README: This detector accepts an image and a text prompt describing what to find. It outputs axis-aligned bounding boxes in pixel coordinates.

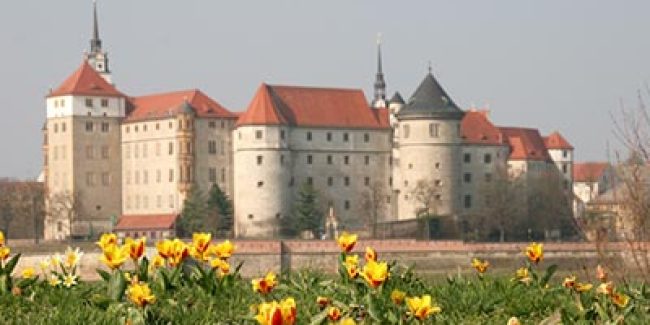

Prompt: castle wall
[459,144,509,214]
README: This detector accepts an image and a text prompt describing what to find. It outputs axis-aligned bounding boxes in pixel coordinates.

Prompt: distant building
[42,3,574,239]
[573,162,614,219]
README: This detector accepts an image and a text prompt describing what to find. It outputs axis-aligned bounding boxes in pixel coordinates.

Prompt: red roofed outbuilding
[114,214,178,240]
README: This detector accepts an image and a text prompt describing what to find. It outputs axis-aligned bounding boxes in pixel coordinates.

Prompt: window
[101,98,109,107]
[221,168,226,182]
[484,153,492,164]
[169,195,174,208]
[464,195,472,208]
[343,133,349,142]
[208,141,217,154]
[134,144,139,158]
[86,172,95,186]
[280,155,285,165]
[403,124,410,138]
[156,195,162,208]
[85,145,94,159]
[134,125,139,132]
[307,132,312,141]
[344,156,349,165]
[209,168,217,182]
[344,176,350,186]
[562,150,568,158]
[463,153,471,163]
[328,177,333,186]
[101,122,109,132]
[257,181,264,187]
[143,171,149,184]
[156,142,161,156]
[327,132,332,141]
[209,121,216,128]
[134,170,140,184]
[364,156,370,165]
[307,177,313,185]
[464,173,472,183]
[255,130,263,139]
[364,133,370,142]
[364,177,370,186]
[85,121,93,132]
[143,124,148,132]
[429,123,439,137]
[280,130,285,140]
[562,163,568,174]
[344,200,350,210]
[156,169,161,183]
[142,144,148,158]
[307,155,313,164]
[156,123,160,130]
[257,155,263,165]
[85,98,93,107]
[126,170,132,185]
[169,121,173,129]
[434,179,442,186]
[221,120,226,128]
[101,146,109,159]
[327,155,333,164]
[169,169,174,182]
[102,172,110,186]
[220,140,225,155]
[125,145,131,159]
[485,173,492,182]
[168,142,174,155]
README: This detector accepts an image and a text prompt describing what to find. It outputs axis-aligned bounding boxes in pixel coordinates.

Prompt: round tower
[395,72,465,220]
[233,85,292,238]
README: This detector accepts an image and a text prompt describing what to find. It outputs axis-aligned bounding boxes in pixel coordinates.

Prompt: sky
[1,0,649,179]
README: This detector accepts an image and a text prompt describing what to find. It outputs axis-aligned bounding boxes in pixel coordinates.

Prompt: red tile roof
[544,131,574,150]
[573,162,609,182]
[236,84,390,129]
[49,61,124,98]
[114,214,178,231]
[126,89,235,122]
[460,110,505,145]
[498,127,552,161]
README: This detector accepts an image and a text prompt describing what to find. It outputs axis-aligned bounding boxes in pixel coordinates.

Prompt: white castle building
[42,5,574,239]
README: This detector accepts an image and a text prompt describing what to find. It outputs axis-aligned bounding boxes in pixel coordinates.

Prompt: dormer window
[85,98,93,107]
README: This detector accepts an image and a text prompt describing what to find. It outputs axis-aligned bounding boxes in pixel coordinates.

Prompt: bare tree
[360,181,385,238]
[409,179,441,218]
[48,190,82,243]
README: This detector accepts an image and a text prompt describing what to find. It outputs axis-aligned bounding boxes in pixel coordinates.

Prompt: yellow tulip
[100,244,129,270]
[611,292,630,308]
[22,267,36,279]
[0,247,10,261]
[471,258,489,274]
[563,275,576,289]
[211,240,236,259]
[127,282,156,308]
[391,289,406,305]
[507,317,521,325]
[525,242,543,264]
[156,239,174,259]
[345,255,358,267]
[406,294,441,320]
[339,318,356,325]
[49,275,62,287]
[365,246,377,262]
[575,283,593,293]
[151,254,165,269]
[167,239,189,267]
[252,271,277,295]
[255,298,296,325]
[0,230,4,247]
[190,232,212,261]
[337,232,357,253]
[96,233,117,251]
[125,237,146,262]
[361,260,389,288]
[597,281,614,295]
[210,258,230,275]
[63,274,78,288]
[64,247,83,269]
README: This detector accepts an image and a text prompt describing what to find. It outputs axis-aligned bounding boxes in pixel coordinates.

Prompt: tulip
[507,317,521,325]
[280,297,296,325]
[391,289,406,305]
[100,244,129,270]
[471,258,489,274]
[337,232,357,253]
[365,247,377,262]
[212,240,236,259]
[0,230,4,247]
[563,275,576,289]
[316,296,330,308]
[64,247,84,269]
[339,318,356,325]
[596,264,607,282]
[255,301,283,325]
[575,283,593,293]
[168,239,189,267]
[252,271,278,295]
[361,260,389,288]
[210,258,230,275]
[63,274,78,288]
[125,237,146,262]
[127,282,156,308]
[327,307,342,321]
[525,242,543,264]
[190,232,212,261]
[22,267,36,279]
[151,254,165,269]
[0,246,10,261]
[156,239,175,259]
[96,233,117,251]
[49,275,62,287]
[611,292,630,308]
[406,294,441,320]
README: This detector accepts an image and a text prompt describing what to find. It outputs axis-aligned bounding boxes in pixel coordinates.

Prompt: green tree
[178,185,208,237]
[287,181,322,238]
[207,183,233,237]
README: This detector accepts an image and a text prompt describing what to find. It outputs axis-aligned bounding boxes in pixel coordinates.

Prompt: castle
[42,4,574,239]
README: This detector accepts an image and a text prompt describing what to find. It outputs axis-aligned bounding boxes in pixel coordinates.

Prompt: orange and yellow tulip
[100,244,129,270]
[525,242,543,264]
[327,307,342,321]
[337,232,357,253]
[125,237,146,262]
[0,246,10,261]
[212,240,236,259]
[96,233,117,251]
[471,258,489,274]
[406,294,441,320]
[252,271,278,295]
[361,260,389,288]
[127,282,156,308]
[365,247,377,262]
[391,289,406,305]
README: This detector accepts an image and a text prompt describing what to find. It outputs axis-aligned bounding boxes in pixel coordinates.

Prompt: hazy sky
[1,0,649,179]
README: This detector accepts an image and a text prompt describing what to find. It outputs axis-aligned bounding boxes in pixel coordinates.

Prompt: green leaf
[4,253,21,274]
[540,264,558,287]
[308,308,328,325]
[138,257,149,282]
[0,273,11,294]
[107,270,127,302]
[96,269,111,282]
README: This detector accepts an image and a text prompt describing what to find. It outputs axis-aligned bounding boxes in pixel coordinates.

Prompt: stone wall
[9,240,639,281]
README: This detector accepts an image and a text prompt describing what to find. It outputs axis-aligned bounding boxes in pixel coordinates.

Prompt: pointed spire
[90,0,102,53]
[372,33,387,108]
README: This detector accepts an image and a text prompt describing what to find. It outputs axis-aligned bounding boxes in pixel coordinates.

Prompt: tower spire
[90,0,102,53]
[372,33,387,108]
